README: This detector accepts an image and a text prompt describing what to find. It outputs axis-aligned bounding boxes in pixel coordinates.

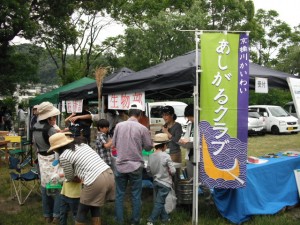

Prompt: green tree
[276,45,300,75]
[103,1,206,71]
[0,0,114,91]
[0,44,43,95]
[250,9,292,66]
[275,25,300,75]
[104,0,253,71]
[201,0,253,30]
[110,0,195,27]
[249,88,292,106]
[0,0,77,94]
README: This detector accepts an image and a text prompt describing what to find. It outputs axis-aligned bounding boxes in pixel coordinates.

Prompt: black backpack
[32,122,52,147]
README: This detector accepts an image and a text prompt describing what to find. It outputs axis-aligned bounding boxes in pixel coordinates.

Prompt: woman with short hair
[161,105,183,163]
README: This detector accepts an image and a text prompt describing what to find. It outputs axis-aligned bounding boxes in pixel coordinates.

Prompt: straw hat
[48,133,74,153]
[37,102,60,121]
[153,133,169,146]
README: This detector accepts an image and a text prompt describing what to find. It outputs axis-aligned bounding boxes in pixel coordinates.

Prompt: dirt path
[0,196,22,214]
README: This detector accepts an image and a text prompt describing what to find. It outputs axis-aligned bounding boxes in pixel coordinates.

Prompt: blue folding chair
[9,156,40,205]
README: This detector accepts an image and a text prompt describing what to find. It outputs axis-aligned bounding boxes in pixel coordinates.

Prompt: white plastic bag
[164,187,177,213]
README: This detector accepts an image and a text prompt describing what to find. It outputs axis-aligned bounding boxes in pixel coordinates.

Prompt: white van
[146,101,188,132]
[249,105,300,134]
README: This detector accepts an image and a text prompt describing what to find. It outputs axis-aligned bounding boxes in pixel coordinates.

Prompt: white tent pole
[192,29,201,225]
[26,106,30,140]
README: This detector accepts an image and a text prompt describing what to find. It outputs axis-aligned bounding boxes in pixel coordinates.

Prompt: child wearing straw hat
[48,132,115,225]
[146,133,176,225]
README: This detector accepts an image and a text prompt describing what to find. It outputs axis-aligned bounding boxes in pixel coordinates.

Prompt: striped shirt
[59,143,109,186]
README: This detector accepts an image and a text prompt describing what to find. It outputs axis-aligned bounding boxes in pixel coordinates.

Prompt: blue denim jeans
[41,186,61,219]
[148,181,170,223]
[60,194,80,225]
[115,166,143,224]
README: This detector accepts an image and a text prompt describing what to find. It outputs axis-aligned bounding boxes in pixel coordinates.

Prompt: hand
[179,138,189,144]
[62,128,69,132]
[50,174,60,183]
[162,126,168,133]
[69,116,78,123]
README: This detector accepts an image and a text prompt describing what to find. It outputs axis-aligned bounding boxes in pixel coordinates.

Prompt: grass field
[0,133,300,225]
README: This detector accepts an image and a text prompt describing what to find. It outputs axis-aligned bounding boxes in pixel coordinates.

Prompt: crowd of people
[28,100,194,225]
[0,103,29,134]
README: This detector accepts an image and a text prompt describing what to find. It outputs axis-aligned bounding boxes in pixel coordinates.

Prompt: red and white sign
[108,92,145,110]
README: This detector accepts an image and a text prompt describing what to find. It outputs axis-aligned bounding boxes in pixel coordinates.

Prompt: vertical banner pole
[192,29,200,225]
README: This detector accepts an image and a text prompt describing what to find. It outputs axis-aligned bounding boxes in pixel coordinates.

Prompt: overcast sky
[252,0,300,27]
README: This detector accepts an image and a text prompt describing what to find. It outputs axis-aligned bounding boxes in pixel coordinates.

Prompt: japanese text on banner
[199,33,249,189]
[108,92,145,110]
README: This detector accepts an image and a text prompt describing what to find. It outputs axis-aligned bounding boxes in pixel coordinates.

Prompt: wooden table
[0,140,10,164]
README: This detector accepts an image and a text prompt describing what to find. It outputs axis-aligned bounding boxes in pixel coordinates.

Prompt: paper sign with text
[255,77,269,93]
[108,92,145,110]
[66,100,83,113]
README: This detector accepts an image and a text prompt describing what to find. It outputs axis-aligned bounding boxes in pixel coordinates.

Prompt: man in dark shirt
[68,101,92,144]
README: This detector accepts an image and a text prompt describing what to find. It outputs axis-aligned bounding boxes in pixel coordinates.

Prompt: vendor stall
[213,153,300,224]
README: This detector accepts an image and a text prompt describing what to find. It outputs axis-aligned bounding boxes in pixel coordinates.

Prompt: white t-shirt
[18,109,26,121]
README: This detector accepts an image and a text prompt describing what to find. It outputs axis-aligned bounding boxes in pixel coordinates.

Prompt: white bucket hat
[48,133,74,153]
[37,102,60,121]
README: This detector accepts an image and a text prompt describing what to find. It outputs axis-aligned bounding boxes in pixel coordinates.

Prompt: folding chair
[20,139,34,166]
[2,136,26,162]
[9,156,40,205]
